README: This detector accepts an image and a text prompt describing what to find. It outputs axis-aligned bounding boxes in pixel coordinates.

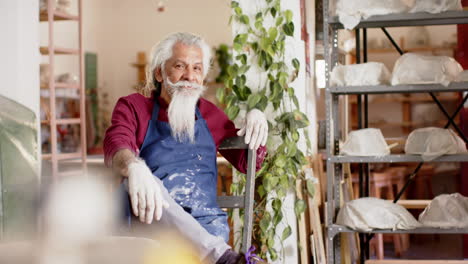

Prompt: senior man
[104,32,268,264]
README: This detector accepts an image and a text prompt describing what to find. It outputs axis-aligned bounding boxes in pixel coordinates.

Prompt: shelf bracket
[381,27,405,55]
[429,92,468,144]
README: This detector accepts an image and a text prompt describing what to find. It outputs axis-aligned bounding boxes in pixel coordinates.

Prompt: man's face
[157,42,204,96]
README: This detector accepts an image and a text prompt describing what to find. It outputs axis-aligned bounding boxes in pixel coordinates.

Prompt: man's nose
[182,67,196,82]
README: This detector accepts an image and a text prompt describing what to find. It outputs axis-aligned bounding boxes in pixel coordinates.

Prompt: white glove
[127,159,169,224]
[237,109,268,150]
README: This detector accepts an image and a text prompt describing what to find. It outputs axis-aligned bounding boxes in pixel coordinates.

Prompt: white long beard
[165,79,205,143]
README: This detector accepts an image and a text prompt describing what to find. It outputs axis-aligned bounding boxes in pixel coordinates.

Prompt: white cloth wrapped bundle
[330,62,391,87]
[456,70,468,82]
[405,127,467,161]
[337,0,409,30]
[337,198,421,232]
[419,193,468,229]
[392,53,463,86]
[410,0,462,14]
[341,128,390,156]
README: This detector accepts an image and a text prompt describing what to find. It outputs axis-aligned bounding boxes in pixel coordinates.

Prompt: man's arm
[104,96,168,224]
[111,148,138,177]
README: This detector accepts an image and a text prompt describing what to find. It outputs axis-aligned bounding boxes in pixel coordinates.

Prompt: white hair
[165,76,206,143]
[144,32,212,96]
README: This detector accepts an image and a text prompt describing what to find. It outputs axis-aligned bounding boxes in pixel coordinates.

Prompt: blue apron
[122,98,229,242]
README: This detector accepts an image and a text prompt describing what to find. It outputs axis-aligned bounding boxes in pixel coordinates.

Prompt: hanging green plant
[217,0,313,261]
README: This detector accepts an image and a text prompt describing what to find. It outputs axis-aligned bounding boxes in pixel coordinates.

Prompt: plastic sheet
[337,0,409,30]
[336,198,421,232]
[410,0,462,14]
[391,53,463,86]
[405,127,467,161]
[330,62,391,87]
[419,193,468,229]
[341,128,390,156]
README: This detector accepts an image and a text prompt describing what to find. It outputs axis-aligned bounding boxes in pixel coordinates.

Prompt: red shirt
[103,93,266,173]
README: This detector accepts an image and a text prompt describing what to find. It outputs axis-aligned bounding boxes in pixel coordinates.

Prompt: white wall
[0,0,40,115]
[85,0,232,111]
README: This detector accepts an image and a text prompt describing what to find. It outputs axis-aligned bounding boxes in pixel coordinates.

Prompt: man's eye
[175,64,184,69]
[194,66,202,72]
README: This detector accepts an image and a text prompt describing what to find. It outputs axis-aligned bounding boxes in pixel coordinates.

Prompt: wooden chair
[217,136,256,254]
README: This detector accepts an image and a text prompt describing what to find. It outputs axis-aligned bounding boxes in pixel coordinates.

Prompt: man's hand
[127,159,170,224]
[237,109,268,150]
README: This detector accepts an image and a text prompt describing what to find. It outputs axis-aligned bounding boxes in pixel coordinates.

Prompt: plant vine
[216,0,313,261]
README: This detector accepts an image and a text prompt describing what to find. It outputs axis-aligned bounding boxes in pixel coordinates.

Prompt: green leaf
[292,96,299,108]
[284,10,293,22]
[272,199,282,211]
[269,176,279,187]
[281,226,292,240]
[258,185,266,198]
[292,58,300,71]
[267,237,275,248]
[263,173,273,192]
[236,54,247,65]
[306,179,315,197]
[295,199,306,216]
[234,7,242,15]
[233,43,242,52]
[240,15,250,25]
[286,141,297,157]
[273,210,283,225]
[275,16,284,26]
[274,155,286,167]
[230,182,238,194]
[247,93,262,110]
[216,87,225,104]
[293,110,310,128]
[269,248,278,261]
[256,95,268,111]
[268,27,278,41]
[270,7,277,17]
[292,130,299,142]
[255,19,264,30]
[260,217,270,232]
[231,1,239,8]
[234,34,248,46]
[278,71,289,87]
[238,65,250,75]
[227,64,238,78]
[283,21,294,36]
[225,94,237,108]
[255,12,262,20]
[225,105,240,120]
[240,86,251,101]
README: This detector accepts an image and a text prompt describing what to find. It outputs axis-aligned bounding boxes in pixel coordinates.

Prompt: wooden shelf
[40,47,79,55]
[39,11,79,22]
[42,151,82,160]
[40,82,80,89]
[41,118,81,125]
[395,199,430,209]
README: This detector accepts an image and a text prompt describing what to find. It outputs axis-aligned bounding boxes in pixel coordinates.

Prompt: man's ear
[155,68,163,82]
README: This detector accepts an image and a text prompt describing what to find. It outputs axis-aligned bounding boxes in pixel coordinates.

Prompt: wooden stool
[370,171,404,259]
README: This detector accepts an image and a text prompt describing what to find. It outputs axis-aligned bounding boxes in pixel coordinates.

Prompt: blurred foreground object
[0,95,39,240]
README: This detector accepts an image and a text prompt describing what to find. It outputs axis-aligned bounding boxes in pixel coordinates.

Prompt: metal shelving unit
[323,2,468,263]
